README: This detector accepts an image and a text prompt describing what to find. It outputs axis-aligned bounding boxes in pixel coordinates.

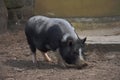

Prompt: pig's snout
[66,60,88,69]
[75,59,88,69]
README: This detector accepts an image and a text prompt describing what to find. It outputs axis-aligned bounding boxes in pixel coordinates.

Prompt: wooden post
[0,0,8,33]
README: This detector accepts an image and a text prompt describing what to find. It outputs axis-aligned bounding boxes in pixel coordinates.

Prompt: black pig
[25,16,87,68]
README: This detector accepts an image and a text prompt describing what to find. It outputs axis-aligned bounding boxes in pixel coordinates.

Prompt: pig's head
[59,36,87,67]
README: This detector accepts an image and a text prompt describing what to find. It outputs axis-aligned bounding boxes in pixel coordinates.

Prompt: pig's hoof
[33,62,39,68]
[46,59,53,63]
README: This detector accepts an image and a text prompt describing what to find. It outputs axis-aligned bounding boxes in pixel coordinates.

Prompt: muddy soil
[0,30,120,80]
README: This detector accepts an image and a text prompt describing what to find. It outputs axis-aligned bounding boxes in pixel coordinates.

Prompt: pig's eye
[73,49,79,55]
[73,51,79,55]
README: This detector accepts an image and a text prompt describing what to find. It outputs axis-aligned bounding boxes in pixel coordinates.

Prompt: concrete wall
[34,0,120,17]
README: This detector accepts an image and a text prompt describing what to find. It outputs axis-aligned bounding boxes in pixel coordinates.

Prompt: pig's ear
[67,40,73,46]
[61,34,70,42]
[81,37,87,44]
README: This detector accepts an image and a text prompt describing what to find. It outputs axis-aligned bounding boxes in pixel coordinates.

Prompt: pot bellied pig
[25,16,87,68]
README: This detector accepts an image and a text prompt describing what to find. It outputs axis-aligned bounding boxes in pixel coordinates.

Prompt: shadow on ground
[3,59,61,70]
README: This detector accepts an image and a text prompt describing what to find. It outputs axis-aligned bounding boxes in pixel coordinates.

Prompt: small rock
[14,68,24,72]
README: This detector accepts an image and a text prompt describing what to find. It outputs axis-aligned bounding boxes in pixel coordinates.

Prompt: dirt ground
[0,29,120,80]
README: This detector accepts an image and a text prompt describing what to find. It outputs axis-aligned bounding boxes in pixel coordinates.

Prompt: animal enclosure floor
[0,31,120,80]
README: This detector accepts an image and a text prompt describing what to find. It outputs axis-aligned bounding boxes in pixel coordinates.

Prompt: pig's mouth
[64,60,88,69]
